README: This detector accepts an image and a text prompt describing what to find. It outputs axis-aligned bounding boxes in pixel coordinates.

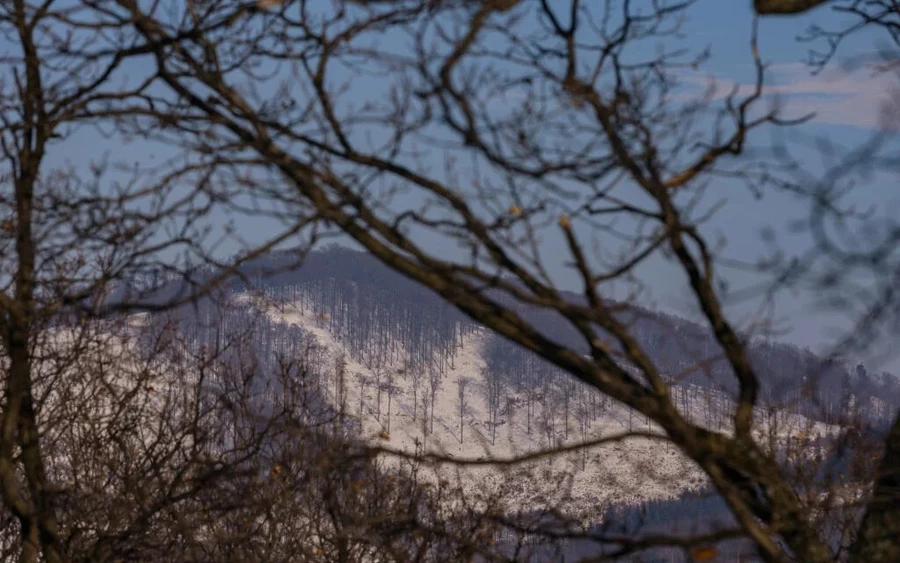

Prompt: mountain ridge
[225,247,899,428]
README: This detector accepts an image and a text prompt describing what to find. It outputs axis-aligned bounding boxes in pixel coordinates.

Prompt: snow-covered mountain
[217,282,835,521]
[244,291,704,517]
[93,247,897,525]
[20,247,892,562]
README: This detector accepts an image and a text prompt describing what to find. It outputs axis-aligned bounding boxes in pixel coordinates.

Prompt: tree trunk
[850,412,900,562]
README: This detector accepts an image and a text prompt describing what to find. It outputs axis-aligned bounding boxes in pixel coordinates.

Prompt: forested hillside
[91,246,897,560]
[226,246,898,430]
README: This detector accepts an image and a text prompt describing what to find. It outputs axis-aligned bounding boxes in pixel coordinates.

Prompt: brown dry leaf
[691,546,717,562]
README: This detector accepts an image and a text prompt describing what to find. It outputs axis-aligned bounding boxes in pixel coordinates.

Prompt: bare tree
[0,0,896,561]
[0,2,455,561]
[0,1,317,559]
[104,0,900,560]
[383,365,401,434]
[457,375,468,444]
[427,357,443,436]
[484,366,503,446]
[410,365,424,425]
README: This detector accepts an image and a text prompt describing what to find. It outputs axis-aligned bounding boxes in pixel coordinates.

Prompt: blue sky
[671,1,900,369]
[465,0,900,370]
[28,1,899,370]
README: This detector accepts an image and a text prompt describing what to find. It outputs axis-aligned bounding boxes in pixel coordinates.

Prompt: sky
[670,1,900,370]
[23,1,900,372]
[498,0,900,370]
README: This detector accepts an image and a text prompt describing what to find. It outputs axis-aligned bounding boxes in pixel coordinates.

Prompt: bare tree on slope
[99,0,900,561]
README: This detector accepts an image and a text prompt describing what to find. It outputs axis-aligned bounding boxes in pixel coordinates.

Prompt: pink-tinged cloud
[679,61,900,130]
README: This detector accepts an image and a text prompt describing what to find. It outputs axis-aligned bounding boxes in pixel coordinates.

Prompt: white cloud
[679,61,900,130]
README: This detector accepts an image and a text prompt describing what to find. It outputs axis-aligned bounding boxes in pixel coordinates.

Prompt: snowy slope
[25,289,842,536]
[231,292,833,520]
[34,290,834,524]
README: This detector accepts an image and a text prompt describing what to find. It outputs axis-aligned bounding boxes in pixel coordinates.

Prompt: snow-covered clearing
[250,296,709,520]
